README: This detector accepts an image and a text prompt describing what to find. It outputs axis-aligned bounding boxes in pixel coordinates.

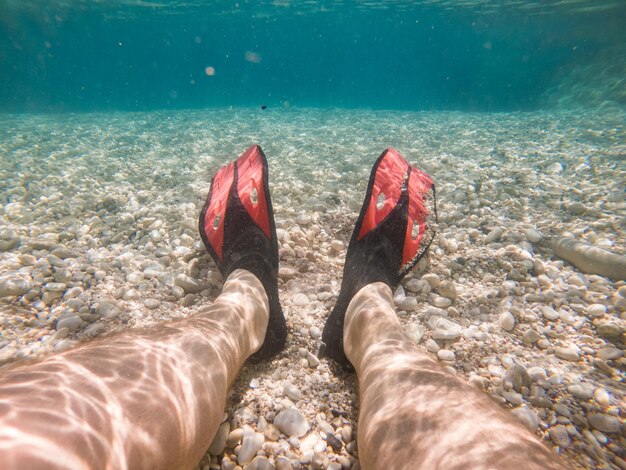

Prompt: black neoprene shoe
[199,145,287,362]
[320,148,437,368]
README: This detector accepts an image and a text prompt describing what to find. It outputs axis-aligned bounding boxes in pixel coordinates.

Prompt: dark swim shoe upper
[199,145,287,362]
[321,148,437,367]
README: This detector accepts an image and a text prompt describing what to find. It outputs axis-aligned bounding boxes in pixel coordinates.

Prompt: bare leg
[344,282,566,470]
[0,269,267,470]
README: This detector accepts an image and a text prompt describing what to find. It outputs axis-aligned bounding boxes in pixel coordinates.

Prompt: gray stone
[555,404,571,417]
[306,350,320,368]
[174,274,206,294]
[588,414,623,434]
[437,349,455,361]
[330,240,344,253]
[28,238,57,250]
[51,247,78,259]
[527,366,548,382]
[56,314,82,333]
[393,285,406,304]
[95,301,121,320]
[264,424,281,441]
[424,306,448,317]
[226,428,244,448]
[594,388,610,406]
[309,326,321,339]
[432,296,452,308]
[542,306,560,321]
[404,323,425,345]
[555,347,579,362]
[325,433,343,452]
[422,273,440,289]
[498,311,515,331]
[425,339,440,353]
[549,425,571,448]
[275,457,293,470]
[126,272,144,285]
[502,391,524,405]
[0,237,20,252]
[143,264,163,278]
[237,432,264,465]
[84,322,107,337]
[274,408,309,437]
[485,228,503,244]
[511,406,539,433]
[247,456,276,470]
[208,421,230,455]
[522,329,541,344]
[278,267,298,281]
[525,228,543,243]
[397,296,418,312]
[44,282,67,292]
[567,383,594,401]
[292,293,309,306]
[63,286,83,300]
[429,317,462,341]
[504,364,531,392]
[405,278,422,293]
[597,347,622,361]
[182,294,197,307]
[586,304,607,318]
[437,280,457,300]
[567,202,586,215]
[144,298,160,309]
[283,382,302,401]
[597,322,623,338]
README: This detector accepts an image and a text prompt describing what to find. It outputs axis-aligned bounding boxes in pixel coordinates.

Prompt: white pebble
[541,306,560,321]
[437,349,455,361]
[292,293,309,306]
[525,228,543,243]
[498,311,515,332]
[594,388,610,406]
[586,304,606,318]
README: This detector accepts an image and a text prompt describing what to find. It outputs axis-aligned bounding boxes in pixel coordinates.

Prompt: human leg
[343,282,566,470]
[0,144,287,469]
[0,269,268,470]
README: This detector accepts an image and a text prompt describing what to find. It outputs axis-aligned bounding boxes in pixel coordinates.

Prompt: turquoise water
[1,0,625,112]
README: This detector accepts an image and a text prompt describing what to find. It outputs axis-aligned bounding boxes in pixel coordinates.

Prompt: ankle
[217,269,270,356]
[343,283,407,367]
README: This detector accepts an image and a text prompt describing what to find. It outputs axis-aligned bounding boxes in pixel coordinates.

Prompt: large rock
[554,237,626,281]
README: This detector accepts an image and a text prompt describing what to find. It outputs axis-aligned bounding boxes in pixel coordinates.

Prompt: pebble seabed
[0,107,624,469]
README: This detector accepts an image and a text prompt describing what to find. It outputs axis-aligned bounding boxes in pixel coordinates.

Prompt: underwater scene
[0,1,625,469]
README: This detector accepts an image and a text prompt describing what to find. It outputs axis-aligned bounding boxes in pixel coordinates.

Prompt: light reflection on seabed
[0,270,267,470]
[344,283,566,470]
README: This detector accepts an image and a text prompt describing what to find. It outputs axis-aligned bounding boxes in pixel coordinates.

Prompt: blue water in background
[0,0,624,113]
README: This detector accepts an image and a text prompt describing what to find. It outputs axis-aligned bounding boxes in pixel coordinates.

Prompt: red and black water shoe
[199,145,287,362]
[321,148,437,367]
